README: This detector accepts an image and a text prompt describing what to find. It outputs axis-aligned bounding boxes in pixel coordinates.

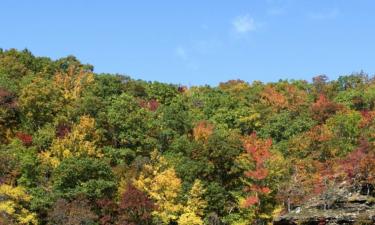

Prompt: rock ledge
[274,183,375,225]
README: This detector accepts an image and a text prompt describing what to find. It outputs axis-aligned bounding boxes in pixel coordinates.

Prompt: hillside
[0,48,374,225]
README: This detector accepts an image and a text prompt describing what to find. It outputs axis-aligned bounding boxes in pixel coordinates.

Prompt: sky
[1,0,375,86]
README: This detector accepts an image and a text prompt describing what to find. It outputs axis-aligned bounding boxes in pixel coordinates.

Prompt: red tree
[118,184,155,225]
[0,88,17,109]
[310,94,342,123]
[16,132,32,146]
[138,99,159,112]
[47,197,98,225]
[148,99,159,111]
[312,74,329,94]
[243,133,272,207]
[56,123,72,139]
[338,140,375,193]
[96,198,118,225]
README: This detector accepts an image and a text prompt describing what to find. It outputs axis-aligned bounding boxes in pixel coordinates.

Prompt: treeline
[0,48,374,225]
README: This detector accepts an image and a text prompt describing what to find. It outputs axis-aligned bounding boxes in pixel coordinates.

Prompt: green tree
[19,77,63,130]
[107,93,152,150]
[52,158,116,200]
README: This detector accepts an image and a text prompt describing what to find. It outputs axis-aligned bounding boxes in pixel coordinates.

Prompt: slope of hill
[0,48,374,225]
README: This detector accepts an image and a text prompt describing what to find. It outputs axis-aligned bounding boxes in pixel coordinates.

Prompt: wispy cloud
[175,46,199,71]
[175,46,188,60]
[308,8,339,20]
[267,8,286,16]
[232,14,257,34]
[194,39,222,54]
[266,0,289,4]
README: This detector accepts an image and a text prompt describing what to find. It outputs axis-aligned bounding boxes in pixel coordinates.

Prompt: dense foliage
[0,49,374,225]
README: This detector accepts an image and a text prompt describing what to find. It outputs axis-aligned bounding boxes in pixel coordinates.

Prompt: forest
[0,48,374,225]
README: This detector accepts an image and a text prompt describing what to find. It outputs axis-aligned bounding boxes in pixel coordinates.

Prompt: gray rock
[273,183,375,225]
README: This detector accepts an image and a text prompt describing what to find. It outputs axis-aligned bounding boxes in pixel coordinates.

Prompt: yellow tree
[178,179,207,225]
[54,66,94,103]
[53,65,94,120]
[133,151,183,224]
[0,184,38,225]
[40,116,102,167]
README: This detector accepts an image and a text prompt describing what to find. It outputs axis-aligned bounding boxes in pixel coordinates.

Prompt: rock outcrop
[274,183,375,225]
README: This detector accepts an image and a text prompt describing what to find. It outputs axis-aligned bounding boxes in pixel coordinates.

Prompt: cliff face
[274,183,375,225]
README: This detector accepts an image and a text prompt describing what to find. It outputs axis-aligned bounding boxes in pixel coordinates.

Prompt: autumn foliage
[311,94,342,123]
[118,184,155,225]
[139,99,160,112]
[260,86,288,112]
[0,88,17,109]
[193,121,214,141]
[15,132,32,146]
[243,133,272,207]
[1,49,375,225]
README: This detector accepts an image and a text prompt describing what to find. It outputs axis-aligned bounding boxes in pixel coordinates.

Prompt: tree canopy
[0,48,374,225]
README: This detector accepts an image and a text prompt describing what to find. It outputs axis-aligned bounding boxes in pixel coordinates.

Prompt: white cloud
[232,15,257,34]
[308,8,339,20]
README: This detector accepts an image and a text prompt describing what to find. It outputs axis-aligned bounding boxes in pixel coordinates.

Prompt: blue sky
[1,1,374,86]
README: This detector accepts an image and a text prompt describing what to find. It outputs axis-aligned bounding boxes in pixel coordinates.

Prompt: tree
[95,198,118,225]
[178,179,207,225]
[193,121,214,142]
[0,140,41,188]
[0,49,44,93]
[358,152,375,194]
[0,88,18,143]
[334,89,367,110]
[312,75,329,94]
[177,213,203,225]
[260,86,288,112]
[0,144,19,185]
[336,73,367,91]
[107,93,151,149]
[133,151,183,224]
[47,197,97,225]
[53,65,94,103]
[52,157,116,200]
[44,116,103,166]
[91,74,125,98]
[156,95,192,150]
[15,132,33,146]
[310,94,342,123]
[118,184,155,225]
[338,140,375,193]
[259,111,315,143]
[19,77,62,130]
[145,81,179,105]
[325,110,362,157]
[0,184,38,225]
[276,162,313,212]
[242,133,272,208]
[172,128,243,216]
